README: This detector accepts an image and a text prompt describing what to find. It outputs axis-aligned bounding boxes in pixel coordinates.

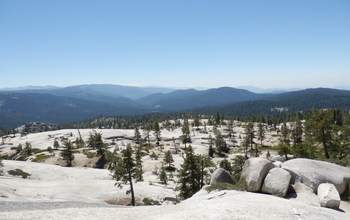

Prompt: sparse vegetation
[32,154,51,162]
[8,169,31,178]
[205,179,247,192]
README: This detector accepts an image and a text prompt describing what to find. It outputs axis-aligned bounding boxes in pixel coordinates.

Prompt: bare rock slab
[317,183,341,209]
[210,168,235,185]
[261,167,291,197]
[241,158,274,192]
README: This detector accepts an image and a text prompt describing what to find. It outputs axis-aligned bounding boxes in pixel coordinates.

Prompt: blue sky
[0,0,349,89]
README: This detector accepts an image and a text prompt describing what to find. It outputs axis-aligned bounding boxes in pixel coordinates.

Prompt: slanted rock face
[317,183,341,209]
[210,168,235,185]
[281,158,350,195]
[241,158,274,192]
[261,168,291,197]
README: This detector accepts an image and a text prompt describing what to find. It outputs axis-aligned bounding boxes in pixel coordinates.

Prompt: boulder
[317,183,341,209]
[241,158,274,192]
[271,154,294,162]
[210,168,235,185]
[261,168,291,197]
[281,158,350,195]
[273,161,282,168]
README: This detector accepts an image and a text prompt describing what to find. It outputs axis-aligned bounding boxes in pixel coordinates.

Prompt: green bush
[32,148,45,154]
[205,179,247,192]
[32,154,51,162]
[142,198,160,206]
[84,151,97,159]
[8,169,31,178]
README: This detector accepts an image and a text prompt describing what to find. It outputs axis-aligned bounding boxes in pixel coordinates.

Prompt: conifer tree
[135,146,143,181]
[159,164,168,185]
[23,142,32,157]
[163,150,174,168]
[143,123,152,146]
[257,122,265,147]
[215,112,221,125]
[181,119,191,147]
[219,159,233,174]
[194,114,201,128]
[291,115,303,145]
[153,121,161,145]
[60,141,75,167]
[232,155,246,181]
[208,135,215,158]
[53,139,60,150]
[215,130,228,156]
[0,154,4,176]
[244,122,255,151]
[88,131,108,168]
[176,145,201,200]
[304,109,333,159]
[280,122,290,145]
[109,144,142,206]
[134,127,141,144]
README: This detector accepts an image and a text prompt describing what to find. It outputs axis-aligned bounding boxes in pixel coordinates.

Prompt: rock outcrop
[261,168,291,197]
[210,168,235,185]
[317,183,341,209]
[241,158,274,192]
[281,158,350,195]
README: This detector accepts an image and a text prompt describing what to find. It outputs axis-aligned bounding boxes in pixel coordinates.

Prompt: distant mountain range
[1,84,350,128]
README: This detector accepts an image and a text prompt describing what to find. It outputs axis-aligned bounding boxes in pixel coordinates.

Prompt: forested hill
[0,93,149,128]
[194,88,350,116]
[1,87,350,129]
[137,87,271,111]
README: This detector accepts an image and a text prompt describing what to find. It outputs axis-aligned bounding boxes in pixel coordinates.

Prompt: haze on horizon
[0,0,349,89]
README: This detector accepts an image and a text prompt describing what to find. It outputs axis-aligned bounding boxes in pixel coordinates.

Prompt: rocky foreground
[1,189,350,220]
[1,159,350,220]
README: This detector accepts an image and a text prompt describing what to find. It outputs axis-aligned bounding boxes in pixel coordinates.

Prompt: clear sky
[0,0,349,89]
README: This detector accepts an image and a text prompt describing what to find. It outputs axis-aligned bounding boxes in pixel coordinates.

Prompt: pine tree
[0,154,4,176]
[134,127,141,144]
[280,122,290,145]
[215,112,221,125]
[109,144,142,206]
[23,141,32,157]
[60,141,75,167]
[163,150,174,168]
[181,119,191,147]
[135,146,143,181]
[208,135,215,157]
[176,145,201,200]
[219,159,233,174]
[143,123,152,146]
[232,156,246,181]
[257,122,265,147]
[198,155,214,188]
[194,114,201,128]
[304,109,334,159]
[159,164,168,185]
[244,122,255,151]
[88,131,108,168]
[16,144,23,154]
[215,131,228,156]
[53,139,60,150]
[291,115,303,145]
[153,121,161,145]
[277,143,292,161]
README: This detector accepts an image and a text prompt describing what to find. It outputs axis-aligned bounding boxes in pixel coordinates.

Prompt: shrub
[205,179,247,192]
[8,169,31,178]
[84,151,97,159]
[32,154,50,162]
[142,198,160,206]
